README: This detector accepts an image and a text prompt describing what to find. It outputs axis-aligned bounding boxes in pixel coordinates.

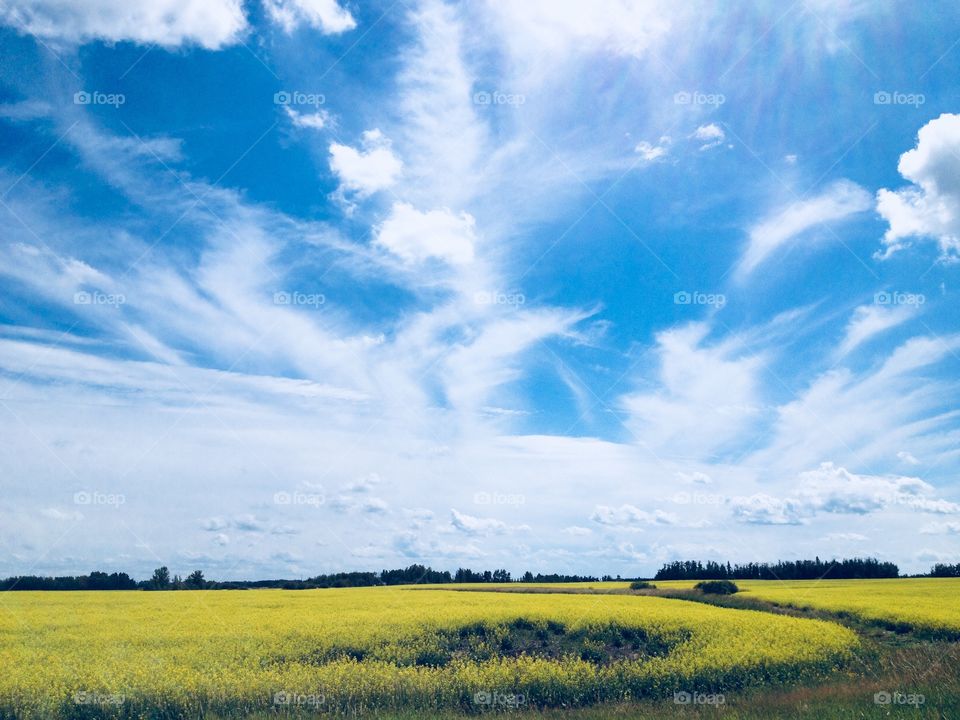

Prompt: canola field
[728,578,960,637]
[0,587,856,718]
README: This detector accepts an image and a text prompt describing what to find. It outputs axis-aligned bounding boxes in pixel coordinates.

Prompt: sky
[0,0,959,579]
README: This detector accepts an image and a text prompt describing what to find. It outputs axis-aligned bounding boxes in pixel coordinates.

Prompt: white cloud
[329,129,403,201]
[731,463,959,525]
[40,507,82,521]
[876,113,960,260]
[736,180,872,278]
[450,509,528,536]
[202,517,228,532]
[635,136,670,161]
[836,304,914,357]
[590,504,678,527]
[375,202,476,265]
[263,0,355,34]
[562,525,592,536]
[284,106,329,130]
[897,451,921,466]
[621,324,763,458]
[920,521,960,535]
[750,334,960,473]
[486,1,675,61]
[676,471,712,485]
[693,123,724,150]
[0,0,248,48]
[731,494,804,525]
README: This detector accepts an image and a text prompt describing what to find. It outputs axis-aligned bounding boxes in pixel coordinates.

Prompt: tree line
[653,557,900,581]
[930,563,960,577]
[12,558,948,590]
[0,564,602,590]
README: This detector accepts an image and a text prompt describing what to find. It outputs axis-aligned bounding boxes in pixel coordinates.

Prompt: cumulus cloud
[635,136,670,161]
[329,129,403,202]
[897,451,921,466]
[736,180,872,278]
[876,113,960,260]
[343,473,382,493]
[732,463,960,525]
[263,0,356,34]
[450,509,529,536]
[562,525,592,536]
[693,123,724,150]
[202,517,228,532]
[284,106,329,130]
[0,0,248,48]
[590,504,678,527]
[676,471,712,485]
[920,521,960,535]
[375,202,476,265]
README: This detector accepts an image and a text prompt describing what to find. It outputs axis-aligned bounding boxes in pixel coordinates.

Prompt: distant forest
[3,558,954,591]
[653,557,900,581]
[0,564,606,591]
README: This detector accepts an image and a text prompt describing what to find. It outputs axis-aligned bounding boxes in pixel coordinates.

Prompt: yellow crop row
[722,578,960,636]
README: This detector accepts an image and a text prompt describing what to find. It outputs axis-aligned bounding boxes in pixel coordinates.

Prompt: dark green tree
[150,566,170,590]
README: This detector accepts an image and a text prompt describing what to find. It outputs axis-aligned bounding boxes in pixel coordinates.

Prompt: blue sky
[1,0,959,579]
